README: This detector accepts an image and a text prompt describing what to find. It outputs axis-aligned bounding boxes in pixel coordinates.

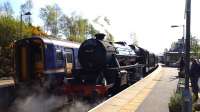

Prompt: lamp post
[171,25,185,54]
[171,25,185,37]
[183,0,192,111]
[20,12,32,38]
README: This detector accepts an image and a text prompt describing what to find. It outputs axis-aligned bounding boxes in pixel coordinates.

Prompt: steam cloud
[7,82,104,112]
[9,93,100,112]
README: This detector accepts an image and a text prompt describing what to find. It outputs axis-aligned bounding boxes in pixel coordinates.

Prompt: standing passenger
[190,58,200,102]
[179,57,185,78]
[179,57,185,72]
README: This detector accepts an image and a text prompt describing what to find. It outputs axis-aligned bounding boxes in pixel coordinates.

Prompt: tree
[40,4,99,42]
[0,1,13,17]
[88,24,99,38]
[93,16,115,41]
[191,36,200,58]
[58,15,71,36]
[0,16,46,46]
[20,0,33,24]
[39,4,62,36]
[168,36,200,58]
[0,16,33,46]
[67,15,98,42]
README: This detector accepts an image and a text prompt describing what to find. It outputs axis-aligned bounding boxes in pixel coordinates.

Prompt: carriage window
[66,53,72,63]
[56,50,63,60]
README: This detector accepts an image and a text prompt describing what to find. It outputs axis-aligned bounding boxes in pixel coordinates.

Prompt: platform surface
[89,66,179,112]
[136,67,178,112]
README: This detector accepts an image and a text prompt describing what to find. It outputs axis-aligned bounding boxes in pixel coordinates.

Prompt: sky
[1,0,200,54]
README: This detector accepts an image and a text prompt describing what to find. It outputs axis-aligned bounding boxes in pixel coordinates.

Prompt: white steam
[11,94,65,112]
[9,94,100,112]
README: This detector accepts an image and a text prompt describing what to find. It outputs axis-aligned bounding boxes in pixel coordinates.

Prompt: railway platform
[89,65,179,112]
[0,79,15,111]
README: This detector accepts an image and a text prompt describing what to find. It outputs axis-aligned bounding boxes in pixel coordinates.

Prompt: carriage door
[20,46,29,81]
[64,49,73,77]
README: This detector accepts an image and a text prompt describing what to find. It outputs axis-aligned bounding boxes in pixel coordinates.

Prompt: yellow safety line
[119,69,164,112]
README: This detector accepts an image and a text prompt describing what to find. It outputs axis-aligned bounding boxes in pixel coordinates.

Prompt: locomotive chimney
[95,33,105,40]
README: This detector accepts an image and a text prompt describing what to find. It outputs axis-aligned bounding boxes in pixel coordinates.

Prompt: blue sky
[1,0,199,54]
[0,0,20,15]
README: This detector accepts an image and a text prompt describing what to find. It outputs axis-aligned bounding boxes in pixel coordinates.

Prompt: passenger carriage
[14,37,80,87]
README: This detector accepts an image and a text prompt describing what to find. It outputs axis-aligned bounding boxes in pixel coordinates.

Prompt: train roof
[16,36,80,48]
[165,52,184,54]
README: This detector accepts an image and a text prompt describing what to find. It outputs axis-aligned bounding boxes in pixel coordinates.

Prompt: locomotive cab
[15,38,45,84]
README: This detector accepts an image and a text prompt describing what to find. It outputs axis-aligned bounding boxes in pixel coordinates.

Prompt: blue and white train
[14,37,80,87]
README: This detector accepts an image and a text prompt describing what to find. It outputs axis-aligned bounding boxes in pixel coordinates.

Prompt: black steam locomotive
[76,34,138,89]
[66,33,158,96]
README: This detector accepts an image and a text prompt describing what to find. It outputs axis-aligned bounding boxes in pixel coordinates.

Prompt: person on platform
[190,58,200,102]
[179,57,185,72]
[178,57,185,78]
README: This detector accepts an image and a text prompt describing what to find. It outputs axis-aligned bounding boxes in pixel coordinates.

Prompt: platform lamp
[20,12,32,38]
[171,25,185,54]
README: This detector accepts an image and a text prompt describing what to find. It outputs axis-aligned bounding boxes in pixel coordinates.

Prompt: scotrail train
[13,33,158,98]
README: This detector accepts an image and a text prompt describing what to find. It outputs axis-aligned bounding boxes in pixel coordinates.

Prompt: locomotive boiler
[77,33,138,91]
[78,33,116,71]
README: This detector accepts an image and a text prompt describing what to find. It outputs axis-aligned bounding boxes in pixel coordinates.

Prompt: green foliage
[169,36,200,58]
[40,4,62,36]
[0,15,47,46]
[0,16,22,46]
[0,0,46,44]
[68,35,84,43]
[66,15,98,42]
[40,4,99,42]
[191,36,200,58]
[168,91,183,112]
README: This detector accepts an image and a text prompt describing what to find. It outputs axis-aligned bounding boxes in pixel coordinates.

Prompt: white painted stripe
[43,38,80,48]
[0,80,14,88]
